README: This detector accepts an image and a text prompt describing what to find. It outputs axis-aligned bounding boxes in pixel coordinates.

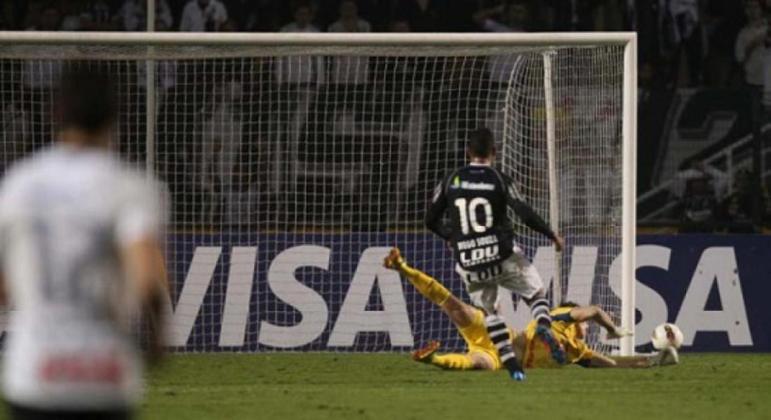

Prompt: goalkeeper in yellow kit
[383,248,678,371]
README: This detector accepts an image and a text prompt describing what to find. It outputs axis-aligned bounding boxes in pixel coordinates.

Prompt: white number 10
[453,197,493,234]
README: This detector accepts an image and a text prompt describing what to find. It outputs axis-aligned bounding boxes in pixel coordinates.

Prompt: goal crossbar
[0,31,636,47]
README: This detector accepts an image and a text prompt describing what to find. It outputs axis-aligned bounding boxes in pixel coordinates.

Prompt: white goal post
[0,31,637,356]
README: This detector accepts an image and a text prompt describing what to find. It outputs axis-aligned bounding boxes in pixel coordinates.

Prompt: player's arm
[121,236,169,364]
[117,179,170,364]
[424,180,452,241]
[0,271,6,307]
[577,352,618,368]
[568,305,630,339]
[580,354,658,368]
[504,179,564,251]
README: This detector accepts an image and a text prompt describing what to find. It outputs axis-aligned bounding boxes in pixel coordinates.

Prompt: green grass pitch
[130,353,771,420]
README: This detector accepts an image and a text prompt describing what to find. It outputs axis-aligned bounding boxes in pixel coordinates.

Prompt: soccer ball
[651,323,684,350]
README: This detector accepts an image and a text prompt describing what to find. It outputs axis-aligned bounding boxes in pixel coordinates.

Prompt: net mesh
[501,47,625,354]
[0,40,627,354]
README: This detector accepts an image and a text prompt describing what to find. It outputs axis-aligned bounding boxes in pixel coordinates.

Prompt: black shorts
[7,402,132,420]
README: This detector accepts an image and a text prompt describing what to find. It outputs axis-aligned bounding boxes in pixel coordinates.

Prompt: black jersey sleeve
[424,179,452,241]
[504,176,557,241]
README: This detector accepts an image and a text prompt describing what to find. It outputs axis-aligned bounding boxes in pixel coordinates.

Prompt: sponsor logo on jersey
[457,234,501,267]
[460,181,495,191]
[450,176,461,189]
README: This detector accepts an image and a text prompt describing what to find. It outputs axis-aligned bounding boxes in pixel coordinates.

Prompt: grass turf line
[135,353,771,420]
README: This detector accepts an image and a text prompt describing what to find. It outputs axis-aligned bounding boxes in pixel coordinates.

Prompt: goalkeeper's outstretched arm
[581,352,678,369]
[568,305,631,339]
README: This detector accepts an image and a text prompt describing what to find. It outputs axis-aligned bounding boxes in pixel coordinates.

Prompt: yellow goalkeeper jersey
[452,306,593,370]
[520,306,594,369]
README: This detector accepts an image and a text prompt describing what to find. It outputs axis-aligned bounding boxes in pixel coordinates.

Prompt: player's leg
[500,251,566,364]
[384,248,495,330]
[456,265,527,378]
[384,248,451,308]
[412,341,475,370]
[508,252,552,327]
[456,264,526,379]
[412,341,495,370]
[581,347,679,369]
[631,347,680,367]
[385,250,502,372]
[483,311,525,380]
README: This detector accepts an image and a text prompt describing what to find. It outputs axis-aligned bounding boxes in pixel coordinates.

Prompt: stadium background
[0,0,769,353]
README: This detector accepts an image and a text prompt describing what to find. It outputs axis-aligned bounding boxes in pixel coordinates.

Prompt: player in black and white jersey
[425,127,565,380]
[0,68,169,419]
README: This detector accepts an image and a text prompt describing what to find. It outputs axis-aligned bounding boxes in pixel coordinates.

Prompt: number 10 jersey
[425,163,522,272]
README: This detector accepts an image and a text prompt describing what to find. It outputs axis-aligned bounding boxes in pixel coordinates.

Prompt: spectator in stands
[721,169,763,232]
[473,1,531,32]
[764,50,771,111]
[702,0,744,87]
[58,0,82,31]
[25,3,61,31]
[390,18,411,32]
[226,0,264,32]
[280,2,318,33]
[79,0,120,31]
[276,3,324,85]
[543,0,599,31]
[474,2,530,85]
[671,160,728,233]
[199,80,244,213]
[273,2,324,164]
[594,0,627,31]
[179,0,228,32]
[20,1,45,30]
[118,0,173,31]
[659,0,704,87]
[397,0,444,32]
[736,0,768,90]
[0,8,8,29]
[328,0,370,85]
[328,0,371,32]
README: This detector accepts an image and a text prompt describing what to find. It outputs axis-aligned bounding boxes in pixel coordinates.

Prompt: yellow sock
[432,353,474,370]
[399,263,451,306]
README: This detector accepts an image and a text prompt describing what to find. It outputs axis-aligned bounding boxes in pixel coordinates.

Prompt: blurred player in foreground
[0,67,169,420]
[383,248,678,371]
[425,127,566,379]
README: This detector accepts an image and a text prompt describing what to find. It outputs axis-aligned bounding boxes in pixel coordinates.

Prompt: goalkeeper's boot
[652,346,680,367]
[384,248,406,270]
[535,325,567,365]
[411,340,441,363]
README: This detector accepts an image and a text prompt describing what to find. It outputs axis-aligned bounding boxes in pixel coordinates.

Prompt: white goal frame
[0,31,637,356]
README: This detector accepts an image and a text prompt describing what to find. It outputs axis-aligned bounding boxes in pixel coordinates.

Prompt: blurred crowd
[0,0,764,104]
[1,0,630,33]
[2,0,770,94]
[4,0,771,102]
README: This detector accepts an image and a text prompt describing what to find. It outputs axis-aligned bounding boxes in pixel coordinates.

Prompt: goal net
[0,33,636,355]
